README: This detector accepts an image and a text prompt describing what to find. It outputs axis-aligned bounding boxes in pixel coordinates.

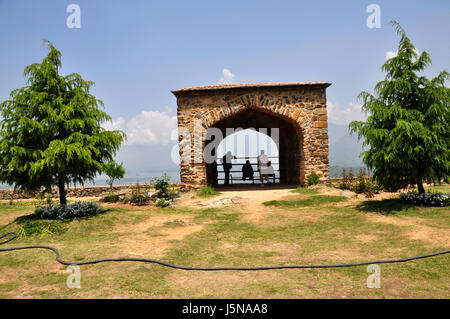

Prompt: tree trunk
[58,179,67,205]
[417,179,425,194]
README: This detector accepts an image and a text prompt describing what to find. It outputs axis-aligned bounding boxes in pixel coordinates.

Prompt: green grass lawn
[0,188,449,298]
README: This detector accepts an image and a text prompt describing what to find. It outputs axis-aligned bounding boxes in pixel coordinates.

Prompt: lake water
[0,170,181,190]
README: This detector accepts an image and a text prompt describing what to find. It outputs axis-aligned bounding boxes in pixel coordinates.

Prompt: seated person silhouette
[266,161,274,183]
[242,159,254,181]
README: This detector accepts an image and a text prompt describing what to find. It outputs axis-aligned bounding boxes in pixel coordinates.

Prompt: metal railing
[215,156,280,185]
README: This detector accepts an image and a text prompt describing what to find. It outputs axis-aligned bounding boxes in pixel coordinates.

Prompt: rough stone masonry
[172,82,331,189]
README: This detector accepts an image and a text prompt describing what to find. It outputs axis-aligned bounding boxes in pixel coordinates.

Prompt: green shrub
[339,168,382,198]
[339,168,354,190]
[197,185,220,198]
[152,174,170,198]
[308,172,320,186]
[34,202,106,220]
[155,198,171,207]
[400,192,449,207]
[128,185,150,206]
[151,174,179,202]
[36,192,45,205]
[100,193,120,203]
[152,174,178,200]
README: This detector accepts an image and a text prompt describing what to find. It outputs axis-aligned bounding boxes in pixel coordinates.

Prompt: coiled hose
[1,232,449,271]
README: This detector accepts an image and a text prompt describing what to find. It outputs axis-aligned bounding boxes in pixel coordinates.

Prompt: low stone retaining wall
[0,184,182,200]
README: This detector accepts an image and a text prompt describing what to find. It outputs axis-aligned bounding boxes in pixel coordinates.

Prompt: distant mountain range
[328,123,367,177]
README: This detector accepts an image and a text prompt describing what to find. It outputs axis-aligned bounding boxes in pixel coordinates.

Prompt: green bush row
[34,202,106,220]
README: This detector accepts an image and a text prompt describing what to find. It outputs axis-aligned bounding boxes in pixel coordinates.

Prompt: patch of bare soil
[112,214,206,259]
[366,214,450,247]
[355,234,378,243]
[179,189,297,208]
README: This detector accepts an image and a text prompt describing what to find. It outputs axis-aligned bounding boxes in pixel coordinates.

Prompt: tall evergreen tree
[0,41,126,204]
[350,22,449,194]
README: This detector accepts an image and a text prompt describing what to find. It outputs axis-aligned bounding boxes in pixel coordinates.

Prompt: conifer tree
[0,41,126,204]
[350,22,449,194]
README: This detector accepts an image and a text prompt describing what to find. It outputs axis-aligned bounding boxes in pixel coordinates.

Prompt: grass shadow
[355,198,416,215]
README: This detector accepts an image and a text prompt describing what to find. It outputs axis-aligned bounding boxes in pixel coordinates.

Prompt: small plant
[36,192,45,205]
[151,174,179,206]
[34,202,106,220]
[197,185,220,198]
[36,192,52,205]
[155,198,171,207]
[128,184,150,206]
[152,174,171,199]
[339,167,382,197]
[308,172,320,186]
[46,194,53,205]
[103,161,126,191]
[364,187,375,199]
[354,168,368,194]
[339,168,353,190]
[100,193,120,203]
[347,169,354,185]
[8,198,14,205]
[400,192,449,207]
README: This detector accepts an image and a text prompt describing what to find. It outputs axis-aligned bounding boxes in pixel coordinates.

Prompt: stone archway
[204,107,302,186]
[172,82,331,189]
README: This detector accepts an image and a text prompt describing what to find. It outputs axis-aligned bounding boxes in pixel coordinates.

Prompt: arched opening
[214,129,280,185]
[205,107,304,186]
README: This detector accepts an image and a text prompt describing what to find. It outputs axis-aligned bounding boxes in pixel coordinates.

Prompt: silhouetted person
[242,159,254,181]
[265,161,274,184]
[221,151,236,185]
[211,158,218,186]
[258,150,270,186]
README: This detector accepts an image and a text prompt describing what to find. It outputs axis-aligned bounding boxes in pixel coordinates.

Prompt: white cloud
[103,116,126,131]
[104,111,177,145]
[385,48,420,61]
[327,101,366,126]
[218,68,235,84]
[386,51,397,60]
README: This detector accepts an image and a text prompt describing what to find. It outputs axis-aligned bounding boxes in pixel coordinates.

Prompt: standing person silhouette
[221,151,236,186]
[257,150,270,187]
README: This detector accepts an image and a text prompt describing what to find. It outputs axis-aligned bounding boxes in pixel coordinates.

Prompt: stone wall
[0,184,181,200]
[173,82,331,189]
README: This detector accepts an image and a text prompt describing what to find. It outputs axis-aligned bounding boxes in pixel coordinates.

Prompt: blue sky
[0,0,449,179]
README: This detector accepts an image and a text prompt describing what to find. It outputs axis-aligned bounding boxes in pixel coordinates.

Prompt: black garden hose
[1,232,449,271]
